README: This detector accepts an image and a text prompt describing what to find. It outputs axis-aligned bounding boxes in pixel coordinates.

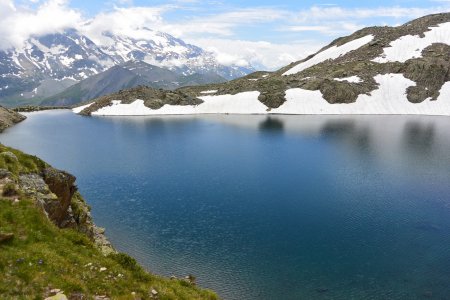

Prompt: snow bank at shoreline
[73,75,450,117]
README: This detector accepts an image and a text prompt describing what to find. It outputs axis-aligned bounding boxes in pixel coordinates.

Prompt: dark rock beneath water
[316,287,330,293]
[414,222,441,232]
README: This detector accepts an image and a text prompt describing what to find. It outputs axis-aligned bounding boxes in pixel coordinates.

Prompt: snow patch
[334,76,363,83]
[200,90,218,94]
[373,22,450,63]
[72,103,94,113]
[90,92,267,116]
[273,74,450,115]
[283,35,374,76]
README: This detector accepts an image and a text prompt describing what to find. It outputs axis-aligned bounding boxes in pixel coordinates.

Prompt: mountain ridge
[76,13,450,116]
[0,28,252,107]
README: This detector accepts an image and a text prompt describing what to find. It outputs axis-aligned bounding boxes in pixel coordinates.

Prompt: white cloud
[0,0,82,50]
[190,38,323,70]
[160,8,287,38]
[81,6,168,46]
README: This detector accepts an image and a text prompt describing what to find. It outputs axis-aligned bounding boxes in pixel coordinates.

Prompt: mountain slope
[0,29,252,107]
[76,13,450,116]
[41,61,226,106]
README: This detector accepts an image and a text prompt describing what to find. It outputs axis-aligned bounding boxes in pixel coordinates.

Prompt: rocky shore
[13,105,70,113]
[0,106,26,132]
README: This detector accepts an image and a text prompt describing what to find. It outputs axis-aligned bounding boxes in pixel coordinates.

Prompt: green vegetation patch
[0,145,47,177]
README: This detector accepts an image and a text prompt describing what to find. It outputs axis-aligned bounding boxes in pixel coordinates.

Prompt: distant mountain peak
[0,28,253,106]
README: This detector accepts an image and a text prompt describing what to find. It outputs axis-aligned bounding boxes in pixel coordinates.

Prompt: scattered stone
[68,292,85,300]
[99,267,107,272]
[170,275,176,280]
[185,274,196,285]
[95,227,106,234]
[16,258,24,264]
[45,292,68,300]
[0,232,14,243]
[84,263,92,267]
[151,289,158,296]
[0,169,12,179]
[50,289,62,295]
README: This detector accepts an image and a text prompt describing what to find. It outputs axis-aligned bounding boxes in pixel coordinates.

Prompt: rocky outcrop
[79,85,203,115]
[0,147,114,255]
[0,144,114,254]
[41,168,77,227]
[0,106,26,132]
[16,168,114,254]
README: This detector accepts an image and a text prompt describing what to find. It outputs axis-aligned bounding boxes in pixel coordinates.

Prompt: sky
[1,0,449,70]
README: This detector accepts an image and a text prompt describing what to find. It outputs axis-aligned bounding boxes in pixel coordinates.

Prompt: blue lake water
[1,110,450,299]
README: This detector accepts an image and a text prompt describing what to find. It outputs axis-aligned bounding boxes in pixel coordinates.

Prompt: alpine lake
[2,110,450,300]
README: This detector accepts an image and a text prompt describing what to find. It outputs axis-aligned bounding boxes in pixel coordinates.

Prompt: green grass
[0,198,218,300]
[0,144,47,177]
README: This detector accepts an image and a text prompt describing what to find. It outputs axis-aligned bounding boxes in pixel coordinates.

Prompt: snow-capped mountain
[98,29,252,79]
[0,28,253,107]
[75,13,450,117]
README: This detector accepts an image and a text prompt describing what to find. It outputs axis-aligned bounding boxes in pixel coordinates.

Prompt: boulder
[0,232,14,243]
[0,151,18,162]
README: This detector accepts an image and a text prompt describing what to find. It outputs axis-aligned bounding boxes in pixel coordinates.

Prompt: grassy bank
[0,144,218,299]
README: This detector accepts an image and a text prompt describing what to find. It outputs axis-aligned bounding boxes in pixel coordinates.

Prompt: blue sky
[4,0,450,69]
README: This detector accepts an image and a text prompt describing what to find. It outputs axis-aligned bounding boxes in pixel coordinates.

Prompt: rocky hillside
[0,144,218,299]
[77,13,450,116]
[0,28,252,107]
[0,106,26,132]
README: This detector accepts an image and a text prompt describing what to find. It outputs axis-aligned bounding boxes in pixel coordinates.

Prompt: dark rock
[68,292,85,300]
[42,168,77,227]
[0,106,26,132]
[0,168,12,179]
[0,232,14,243]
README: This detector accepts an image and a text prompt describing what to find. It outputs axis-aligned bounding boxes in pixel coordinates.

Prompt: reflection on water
[209,114,450,175]
[258,117,284,132]
[1,111,450,300]
[403,121,435,154]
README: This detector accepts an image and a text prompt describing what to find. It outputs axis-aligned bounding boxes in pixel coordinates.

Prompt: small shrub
[109,253,139,271]
[2,183,18,197]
